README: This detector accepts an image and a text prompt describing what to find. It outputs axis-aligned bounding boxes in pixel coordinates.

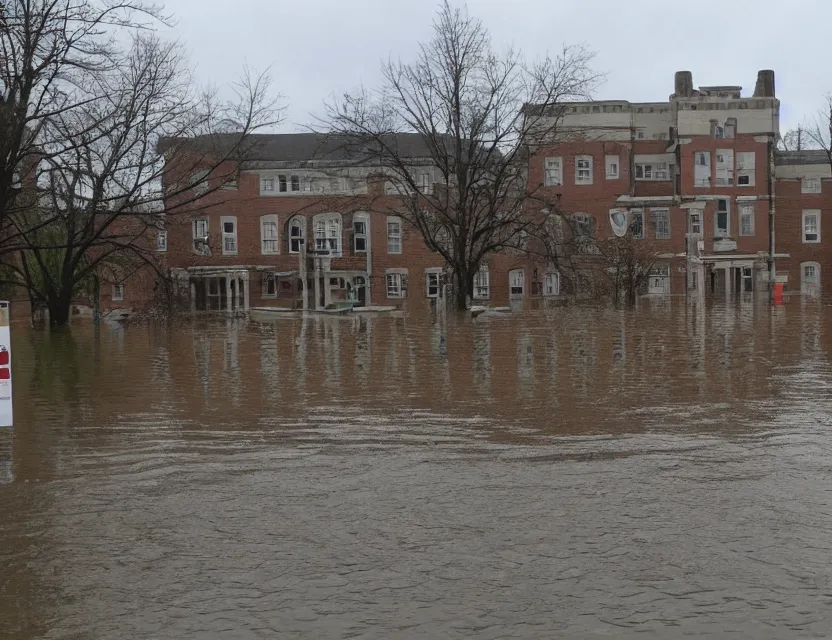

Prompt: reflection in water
[3,300,832,638]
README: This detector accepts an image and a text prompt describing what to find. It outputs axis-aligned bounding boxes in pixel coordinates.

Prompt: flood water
[2,299,832,638]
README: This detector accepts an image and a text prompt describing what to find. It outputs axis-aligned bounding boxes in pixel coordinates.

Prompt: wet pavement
[2,298,832,638]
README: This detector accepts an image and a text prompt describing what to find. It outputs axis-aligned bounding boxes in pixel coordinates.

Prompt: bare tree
[0,32,279,326]
[319,0,599,310]
[594,235,664,307]
[802,96,832,164]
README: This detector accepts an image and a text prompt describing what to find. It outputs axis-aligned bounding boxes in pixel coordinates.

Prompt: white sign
[0,302,12,428]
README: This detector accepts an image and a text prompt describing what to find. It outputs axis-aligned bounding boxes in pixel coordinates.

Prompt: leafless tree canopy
[319,0,600,309]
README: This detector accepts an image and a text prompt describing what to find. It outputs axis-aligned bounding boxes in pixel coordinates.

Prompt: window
[262,271,277,298]
[112,283,125,301]
[261,215,278,254]
[288,216,305,253]
[629,209,644,239]
[221,216,237,254]
[725,118,737,138]
[688,211,702,235]
[803,209,820,243]
[605,155,619,179]
[544,157,562,186]
[802,177,821,194]
[387,217,402,254]
[262,177,274,192]
[715,150,734,186]
[353,215,368,252]
[714,124,724,139]
[736,152,755,186]
[637,130,645,140]
[386,271,407,298]
[426,269,441,298]
[543,271,560,296]
[575,155,593,184]
[635,163,669,180]
[278,175,287,192]
[290,175,300,192]
[190,170,209,196]
[802,262,821,295]
[420,173,431,193]
[192,217,209,254]
[509,269,525,298]
[156,230,168,251]
[739,204,755,236]
[715,200,729,237]
[694,152,711,187]
[652,209,670,239]
[741,267,753,293]
[314,214,342,255]
[474,265,490,299]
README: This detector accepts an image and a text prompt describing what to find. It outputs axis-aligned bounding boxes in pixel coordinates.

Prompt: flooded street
[3,300,832,638]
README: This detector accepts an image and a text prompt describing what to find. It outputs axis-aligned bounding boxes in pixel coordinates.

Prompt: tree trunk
[47,291,72,327]
[452,266,470,311]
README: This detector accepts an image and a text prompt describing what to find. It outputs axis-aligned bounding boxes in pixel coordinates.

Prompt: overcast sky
[163,0,826,134]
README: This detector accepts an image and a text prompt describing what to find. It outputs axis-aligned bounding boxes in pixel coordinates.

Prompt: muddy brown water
[2,299,832,638]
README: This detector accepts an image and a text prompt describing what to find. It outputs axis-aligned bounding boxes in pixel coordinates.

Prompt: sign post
[0,302,12,427]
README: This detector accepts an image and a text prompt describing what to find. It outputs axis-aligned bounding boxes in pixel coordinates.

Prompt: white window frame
[688,211,702,235]
[353,213,369,253]
[387,216,402,254]
[605,155,619,179]
[288,216,305,253]
[156,230,168,252]
[385,270,408,298]
[543,271,560,296]
[714,200,730,238]
[473,265,490,299]
[509,268,525,298]
[543,157,562,186]
[694,152,711,187]
[192,217,209,254]
[221,216,238,255]
[803,209,821,243]
[652,209,670,239]
[629,209,645,239]
[260,214,279,255]
[802,177,822,194]
[575,155,593,184]
[425,268,442,298]
[112,283,125,301]
[801,261,821,295]
[313,213,342,256]
[261,177,274,193]
[739,204,755,236]
[715,149,734,186]
[635,163,669,181]
[262,271,277,298]
[736,152,755,186]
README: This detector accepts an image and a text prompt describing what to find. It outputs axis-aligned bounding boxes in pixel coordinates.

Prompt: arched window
[313,212,342,256]
[288,216,305,253]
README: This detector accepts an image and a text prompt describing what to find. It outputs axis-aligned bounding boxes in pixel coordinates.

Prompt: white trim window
[156,230,168,251]
[509,268,525,298]
[736,152,755,186]
[260,215,279,254]
[802,261,821,295]
[314,213,342,256]
[803,209,821,243]
[652,209,670,239]
[629,209,645,239]
[262,177,274,192]
[715,200,729,238]
[802,177,822,194]
[112,283,125,301]
[688,211,702,235]
[739,204,755,236]
[575,155,593,184]
[353,214,369,253]
[544,157,562,186]
[694,152,711,187]
[715,150,734,186]
[473,265,490,299]
[426,269,442,298]
[605,155,619,179]
[543,271,560,296]
[635,163,669,180]
[192,217,209,254]
[262,271,277,298]
[288,216,305,253]
[385,270,408,298]
[387,216,402,254]
[221,216,237,255]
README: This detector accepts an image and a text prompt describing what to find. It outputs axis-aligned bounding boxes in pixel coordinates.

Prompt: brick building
[104,69,831,315]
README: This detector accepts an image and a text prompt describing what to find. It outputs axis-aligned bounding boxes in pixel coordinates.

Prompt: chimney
[754,70,775,98]
[674,71,693,97]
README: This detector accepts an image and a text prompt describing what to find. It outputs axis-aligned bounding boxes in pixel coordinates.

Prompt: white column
[242,272,250,311]
[189,280,196,312]
[313,258,321,311]
[299,244,308,311]
[323,260,332,308]
[225,275,232,313]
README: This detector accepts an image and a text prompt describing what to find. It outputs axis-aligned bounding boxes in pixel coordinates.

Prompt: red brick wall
[774,178,829,293]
